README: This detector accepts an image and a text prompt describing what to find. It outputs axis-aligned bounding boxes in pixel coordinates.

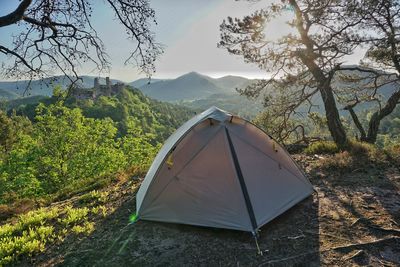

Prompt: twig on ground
[330,236,399,251]
[259,237,399,266]
[351,218,361,226]
[342,249,363,260]
[258,250,319,266]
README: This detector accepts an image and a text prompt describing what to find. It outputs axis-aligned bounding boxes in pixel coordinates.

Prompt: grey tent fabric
[136,106,313,233]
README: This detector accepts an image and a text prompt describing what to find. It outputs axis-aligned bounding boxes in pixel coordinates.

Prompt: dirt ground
[23,155,400,266]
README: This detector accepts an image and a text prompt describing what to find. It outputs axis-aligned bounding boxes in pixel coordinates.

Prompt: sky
[0,0,363,82]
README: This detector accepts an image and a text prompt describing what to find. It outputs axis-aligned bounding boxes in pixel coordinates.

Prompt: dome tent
[136,107,313,235]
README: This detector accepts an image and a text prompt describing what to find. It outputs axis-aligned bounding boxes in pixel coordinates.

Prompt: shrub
[385,143,400,165]
[91,205,108,217]
[319,151,353,170]
[0,223,15,238]
[0,225,54,265]
[59,206,89,226]
[17,207,59,231]
[71,222,95,235]
[304,141,339,155]
[347,140,388,164]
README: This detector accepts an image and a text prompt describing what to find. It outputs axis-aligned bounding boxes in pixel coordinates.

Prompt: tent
[136,107,313,235]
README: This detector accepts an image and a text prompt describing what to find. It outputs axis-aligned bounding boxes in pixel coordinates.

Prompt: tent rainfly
[136,107,313,235]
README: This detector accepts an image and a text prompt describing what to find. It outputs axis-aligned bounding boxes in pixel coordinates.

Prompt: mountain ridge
[0,72,254,101]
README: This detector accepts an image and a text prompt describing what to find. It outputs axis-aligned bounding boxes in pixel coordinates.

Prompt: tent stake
[253,232,263,256]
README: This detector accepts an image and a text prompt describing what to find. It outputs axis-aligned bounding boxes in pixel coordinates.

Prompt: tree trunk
[365,90,400,143]
[319,85,348,146]
[344,104,367,141]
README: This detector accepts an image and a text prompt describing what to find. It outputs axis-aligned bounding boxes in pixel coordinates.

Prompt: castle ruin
[71,77,125,100]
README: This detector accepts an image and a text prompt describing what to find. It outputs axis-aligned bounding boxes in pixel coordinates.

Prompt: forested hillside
[0,86,192,204]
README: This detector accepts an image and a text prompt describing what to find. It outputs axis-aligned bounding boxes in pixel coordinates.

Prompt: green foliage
[0,201,109,264]
[0,207,59,239]
[317,140,391,172]
[0,225,55,265]
[346,140,379,157]
[17,208,59,231]
[0,92,164,203]
[318,151,353,171]
[79,190,109,205]
[59,206,89,226]
[12,87,193,143]
[304,141,339,155]
[0,207,60,265]
[385,143,400,165]
[91,205,108,217]
[71,222,95,235]
[0,85,192,264]
[33,102,126,192]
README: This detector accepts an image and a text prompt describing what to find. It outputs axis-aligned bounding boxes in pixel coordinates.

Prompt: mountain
[213,75,252,92]
[0,72,258,106]
[138,72,224,101]
[0,76,123,97]
[0,88,19,100]
[180,93,263,120]
[1,95,49,111]
[129,78,167,88]
[135,72,257,102]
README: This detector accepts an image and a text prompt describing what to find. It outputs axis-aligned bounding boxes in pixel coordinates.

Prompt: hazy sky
[0,1,363,82]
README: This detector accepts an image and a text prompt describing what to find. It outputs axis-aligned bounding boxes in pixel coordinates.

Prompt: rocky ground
[18,155,400,266]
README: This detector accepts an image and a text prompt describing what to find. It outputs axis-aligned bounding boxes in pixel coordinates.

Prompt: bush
[0,101,158,204]
[318,151,353,170]
[59,206,89,226]
[0,208,58,265]
[347,140,388,164]
[304,141,339,155]
[71,222,95,235]
[385,143,400,165]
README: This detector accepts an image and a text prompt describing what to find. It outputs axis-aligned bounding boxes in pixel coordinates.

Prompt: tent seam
[227,128,312,189]
[225,127,258,233]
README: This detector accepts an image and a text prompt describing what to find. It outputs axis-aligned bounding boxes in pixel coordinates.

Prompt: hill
[1,95,49,110]
[180,93,263,120]
[129,78,167,88]
[213,75,253,91]
[0,88,20,100]
[11,86,194,141]
[132,72,263,117]
[0,76,124,97]
[138,72,233,101]
[1,73,262,118]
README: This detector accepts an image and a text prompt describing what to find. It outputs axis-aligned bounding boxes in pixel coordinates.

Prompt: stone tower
[106,77,111,96]
[94,77,99,90]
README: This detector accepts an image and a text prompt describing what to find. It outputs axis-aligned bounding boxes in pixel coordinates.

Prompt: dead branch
[330,236,399,252]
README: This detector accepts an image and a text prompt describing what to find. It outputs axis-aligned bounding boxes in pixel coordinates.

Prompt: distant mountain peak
[132,71,253,102]
[184,71,202,76]
[178,71,209,79]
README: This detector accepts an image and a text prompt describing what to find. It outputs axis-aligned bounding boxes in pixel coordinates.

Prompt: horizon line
[0,71,269,83]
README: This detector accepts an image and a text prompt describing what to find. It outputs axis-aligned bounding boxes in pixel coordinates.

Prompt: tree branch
[0,0,32,27]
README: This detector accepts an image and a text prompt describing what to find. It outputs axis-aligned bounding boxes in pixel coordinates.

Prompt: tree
[0,0,162,84]
[338,0,400,143]
[219,0,362,146]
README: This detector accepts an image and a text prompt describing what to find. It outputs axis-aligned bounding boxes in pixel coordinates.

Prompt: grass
[305,140,392,171]
[91,205,108,217]
[59,206,89,226]
[0,208,59,265]
[71,222,95,235]
[304,141,339,155]
[79,190,109,205]
[0,188,116,265]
